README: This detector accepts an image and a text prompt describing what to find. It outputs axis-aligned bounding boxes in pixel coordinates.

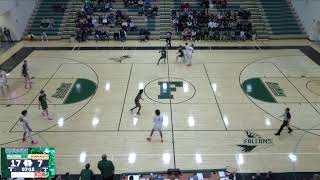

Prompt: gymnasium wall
[0,0,36,41]
[290,0,320,41]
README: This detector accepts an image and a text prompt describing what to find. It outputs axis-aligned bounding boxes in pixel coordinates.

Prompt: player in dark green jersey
[157,47,167,65]
[38,90,53,120]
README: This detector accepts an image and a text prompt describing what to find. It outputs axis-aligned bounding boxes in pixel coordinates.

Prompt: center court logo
[144,77,196,104]
[237,131,273,153]
[158,81,183,99]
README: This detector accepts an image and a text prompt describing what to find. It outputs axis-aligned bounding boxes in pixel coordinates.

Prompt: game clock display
[1,147,55,178]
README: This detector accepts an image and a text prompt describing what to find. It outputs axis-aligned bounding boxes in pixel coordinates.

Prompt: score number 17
[10,160,43,167]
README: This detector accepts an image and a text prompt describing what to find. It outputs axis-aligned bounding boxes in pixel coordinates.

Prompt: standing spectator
[3,27,13,44]
[166,32,172,47]
[0,27,4,47]
[41,27,48,42]
[98,154,115,180]
[119,29,126,42]
[80,163,94,180]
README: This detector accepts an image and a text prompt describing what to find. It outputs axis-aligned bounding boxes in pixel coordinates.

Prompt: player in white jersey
[0,67,9,95]
[147,109,164,143]
[19,110,37,144]
[185,44,194,66]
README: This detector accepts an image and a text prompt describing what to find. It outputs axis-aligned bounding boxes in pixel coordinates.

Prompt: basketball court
[1,40,320,174]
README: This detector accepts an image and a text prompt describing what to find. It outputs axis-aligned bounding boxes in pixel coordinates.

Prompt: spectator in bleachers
[97,154,115,180]
[129,21,136,31]
[201,0,209,14]
[80,163,94,180]
[123,0,128,7]
[172,4,252,42]
[181,2,189,12]
[49,18,55,29]
[139,28,150,42]
[119,29,127,42]
[3,27,13,44]
[122,21,128,32]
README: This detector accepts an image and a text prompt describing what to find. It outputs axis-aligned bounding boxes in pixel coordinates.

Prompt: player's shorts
[178,54,183,57]
[153,124,162,131]
[41,105,48,110]
[134,100,141,107]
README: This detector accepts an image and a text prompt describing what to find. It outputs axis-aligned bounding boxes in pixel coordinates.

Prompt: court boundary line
[166,45,177,169]
[117,63,133,131]
[203,64,227,130]
[11,128,320,133]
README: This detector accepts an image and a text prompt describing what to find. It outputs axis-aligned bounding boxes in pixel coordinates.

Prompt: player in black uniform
[38,90,53,120]
[176,45,184,63]
[130,89,144,115]
[22,60,31,89]
[157,47,167,65]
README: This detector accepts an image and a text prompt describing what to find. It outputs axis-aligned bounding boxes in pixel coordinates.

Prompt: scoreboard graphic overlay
[1,147,55,178]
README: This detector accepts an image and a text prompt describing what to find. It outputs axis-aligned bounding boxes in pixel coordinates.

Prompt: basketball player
[275,107,293,136]
[0,67,9,95]
[20,110,37,144]
[147,109,164,143]
[38,90,53,120]
[130,89,144,115]
[185,44,194,66]
[22,60,32,89]
[157,47,167,65]
[176,45,185,63]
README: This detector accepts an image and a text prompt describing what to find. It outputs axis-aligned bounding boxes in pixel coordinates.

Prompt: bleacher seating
[260,0,305,37]
[62,0,160,40]
[26,0,69,38]
[25,0,307,40]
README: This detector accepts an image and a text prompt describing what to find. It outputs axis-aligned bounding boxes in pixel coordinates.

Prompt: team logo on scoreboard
[237,131,273,153]
[144,77,196,104]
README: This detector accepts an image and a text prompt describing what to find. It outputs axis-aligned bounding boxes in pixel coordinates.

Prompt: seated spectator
[144,0,151,8]
[191,29,197,41]
[116,10,123,19]
[114,31,120,40]
[181,2,189,12]
[138,6,144,15]
[208,30,214,40]
[222,0,227,9]
[139,28,150,41]
[49,18,55,29]
[208,19,214,30]
[122,21,128,32]
[129,21,136,31]
[100,15,107,26]
[138,0,144,7]
[40,18,50,29]
[123,0,128,7]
